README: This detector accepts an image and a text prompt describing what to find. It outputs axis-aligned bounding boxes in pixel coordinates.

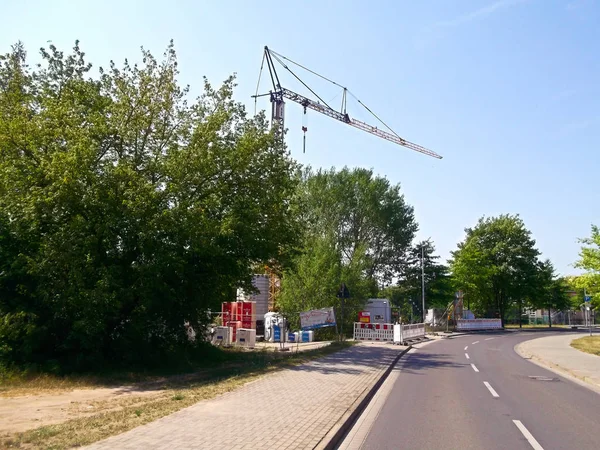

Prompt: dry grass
[1,341,353,449]
[571,336,600,356]
[0,373,113,398]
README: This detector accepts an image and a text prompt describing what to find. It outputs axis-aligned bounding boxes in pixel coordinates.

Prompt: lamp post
[421,245,426,324]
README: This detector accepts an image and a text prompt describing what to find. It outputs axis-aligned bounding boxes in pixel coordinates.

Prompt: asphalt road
[340,331,600,450]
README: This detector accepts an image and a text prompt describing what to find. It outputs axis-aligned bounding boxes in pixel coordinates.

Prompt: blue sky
[2,0,598,275]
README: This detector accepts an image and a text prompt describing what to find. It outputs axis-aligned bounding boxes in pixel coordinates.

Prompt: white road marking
[464,346,468,350]
[483,381,499,398]
[465,353,470,359]
[472,341,480,344]
[485,337,495,341]
[471,364,479,372]
[513,420,544,450]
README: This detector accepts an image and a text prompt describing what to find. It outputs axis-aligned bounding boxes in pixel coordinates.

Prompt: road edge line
[317,345,412,450]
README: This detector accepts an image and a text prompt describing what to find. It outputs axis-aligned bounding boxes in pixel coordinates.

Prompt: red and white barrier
[353,322,395,341]
[456,319,502,330]
[353,322,426,344]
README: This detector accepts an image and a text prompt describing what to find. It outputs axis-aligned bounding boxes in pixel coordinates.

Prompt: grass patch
[2,341,353,449]
[504,324,569,329]
[571,336,600,356]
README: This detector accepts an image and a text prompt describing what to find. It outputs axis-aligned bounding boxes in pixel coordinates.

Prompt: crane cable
[269,48,404,141]
[268,51,333,110]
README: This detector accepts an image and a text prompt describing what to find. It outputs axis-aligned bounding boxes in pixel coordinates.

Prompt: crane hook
[302,105,308,153]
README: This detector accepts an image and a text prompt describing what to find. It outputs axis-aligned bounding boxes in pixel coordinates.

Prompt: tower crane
[253,46,442,159]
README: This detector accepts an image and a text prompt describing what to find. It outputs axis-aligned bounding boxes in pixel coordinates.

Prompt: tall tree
[298,167,417,285]
[0,41,299,369]
[278,167,416,332]
[529,261,571,327]
[450,215,541,326]
[575,224,600,309]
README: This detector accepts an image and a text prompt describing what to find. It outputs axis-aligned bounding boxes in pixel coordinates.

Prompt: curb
[515,340,600,396]
[316,345,412,450]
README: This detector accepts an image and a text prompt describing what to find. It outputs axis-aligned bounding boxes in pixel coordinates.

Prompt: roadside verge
[515,333,600,395]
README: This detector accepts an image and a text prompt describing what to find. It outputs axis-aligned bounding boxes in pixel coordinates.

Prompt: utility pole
[421,244,426,324]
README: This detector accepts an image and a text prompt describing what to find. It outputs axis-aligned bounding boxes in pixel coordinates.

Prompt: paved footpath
[86,342,406,450]
[516,332,600,392]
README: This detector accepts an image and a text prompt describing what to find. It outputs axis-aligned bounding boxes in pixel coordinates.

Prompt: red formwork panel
[240,302,256,329]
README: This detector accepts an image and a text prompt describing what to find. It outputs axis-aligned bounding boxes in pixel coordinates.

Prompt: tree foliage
[0,41,299,369]
[277,167,416,332]
[450,215,541,325]
[575,224,600,308]
[381,240,454,322]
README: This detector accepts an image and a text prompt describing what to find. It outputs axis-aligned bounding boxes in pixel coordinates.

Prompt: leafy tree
[575,224,600,309]
[278,167,416,334]
[529,261,572,327]
[298,167,417,285]
[450,214,541,326]
[0,41,299,369]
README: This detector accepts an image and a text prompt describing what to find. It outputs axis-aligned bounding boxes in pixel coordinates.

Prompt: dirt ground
[0,340,333,436]
[0,385,162,434]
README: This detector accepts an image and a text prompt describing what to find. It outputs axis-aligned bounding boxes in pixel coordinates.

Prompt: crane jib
[257,47,442,159]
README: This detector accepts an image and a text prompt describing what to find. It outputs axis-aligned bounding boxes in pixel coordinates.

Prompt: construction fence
[353,322,426,345]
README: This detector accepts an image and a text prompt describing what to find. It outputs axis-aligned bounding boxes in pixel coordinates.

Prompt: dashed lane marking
[483,381,499,398]
[513,420,544,450]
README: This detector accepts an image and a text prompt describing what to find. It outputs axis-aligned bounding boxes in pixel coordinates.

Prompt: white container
[365,299,391,324]
[236,328,256,348]
[300,330,314,342]
[213,326,232,346]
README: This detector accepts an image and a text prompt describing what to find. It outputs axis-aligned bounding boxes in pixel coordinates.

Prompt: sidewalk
[515,333,600,393]
[85,342,407,450]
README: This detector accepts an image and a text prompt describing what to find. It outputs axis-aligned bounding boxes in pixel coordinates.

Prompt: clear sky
[3,0,598,275]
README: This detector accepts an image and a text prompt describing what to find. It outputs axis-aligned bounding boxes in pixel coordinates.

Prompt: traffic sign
[585,296,591,303]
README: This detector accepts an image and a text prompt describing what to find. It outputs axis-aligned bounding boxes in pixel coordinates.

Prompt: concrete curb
[515,340,600,396]
[316,345,412,450]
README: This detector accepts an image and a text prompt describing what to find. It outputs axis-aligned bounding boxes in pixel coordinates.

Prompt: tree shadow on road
[396,351,467,375]
[289,344,405,376]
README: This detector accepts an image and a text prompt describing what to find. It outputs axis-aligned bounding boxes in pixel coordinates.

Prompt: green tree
[0,41,299,370]
[529,261,571,327]
[278,167,416,334]
[575,224,600,309]
[450,214,541,326]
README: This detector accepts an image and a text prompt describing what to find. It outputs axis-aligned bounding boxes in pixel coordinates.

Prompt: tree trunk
[519,298,522,329]
[548,307,552,328]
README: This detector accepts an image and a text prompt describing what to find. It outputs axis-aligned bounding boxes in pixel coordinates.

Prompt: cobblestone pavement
[85,342,405,450]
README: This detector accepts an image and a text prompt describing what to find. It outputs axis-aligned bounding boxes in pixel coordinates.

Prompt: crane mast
[254,46,442,160]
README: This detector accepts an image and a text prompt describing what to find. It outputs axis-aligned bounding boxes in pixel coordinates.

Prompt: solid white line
[485,337,495,341]
[513,420,544,450]
[464,345,469,350]
[483,381,499,398]
[472,341,480,344]
[465,353,470,359]
[471,364,479,372]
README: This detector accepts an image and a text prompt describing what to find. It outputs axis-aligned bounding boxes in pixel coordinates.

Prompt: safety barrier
[353,322,395,342]
[393,323,426,345]
[456,319,502,330]
[353,322,426,344]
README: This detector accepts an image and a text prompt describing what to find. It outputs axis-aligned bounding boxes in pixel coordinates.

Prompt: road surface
[339,331,600,450]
